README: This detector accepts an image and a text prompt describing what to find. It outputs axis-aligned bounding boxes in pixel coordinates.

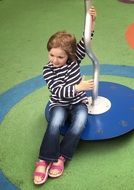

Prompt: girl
[34,6,96,185]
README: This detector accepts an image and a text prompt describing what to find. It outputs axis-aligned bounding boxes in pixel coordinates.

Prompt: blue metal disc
[45,82,134,140]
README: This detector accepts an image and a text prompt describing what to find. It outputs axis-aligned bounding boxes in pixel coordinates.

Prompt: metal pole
[84,0,99,105]
[84,0,111,114]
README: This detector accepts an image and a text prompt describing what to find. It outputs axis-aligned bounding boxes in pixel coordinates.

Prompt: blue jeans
[39,103,88,162]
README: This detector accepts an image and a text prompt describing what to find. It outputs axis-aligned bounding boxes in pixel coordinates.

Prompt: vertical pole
[84,0,99,105]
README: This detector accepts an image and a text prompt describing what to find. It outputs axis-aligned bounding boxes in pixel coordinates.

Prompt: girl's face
[48,48,68,67]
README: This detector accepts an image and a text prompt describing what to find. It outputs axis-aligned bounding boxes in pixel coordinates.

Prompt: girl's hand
[89,6,97,22]
[75,76,94,92]
[88,6,97,32]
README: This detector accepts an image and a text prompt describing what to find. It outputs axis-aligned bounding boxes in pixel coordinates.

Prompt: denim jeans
[39,103,88,162]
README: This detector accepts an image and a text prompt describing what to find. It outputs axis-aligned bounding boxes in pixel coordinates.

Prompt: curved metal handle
[84,0,99,105]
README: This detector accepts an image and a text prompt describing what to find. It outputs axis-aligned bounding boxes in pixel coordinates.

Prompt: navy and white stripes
[43,33,94,110]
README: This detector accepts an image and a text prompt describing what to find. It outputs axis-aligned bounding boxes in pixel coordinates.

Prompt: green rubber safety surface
[0,0,134,189]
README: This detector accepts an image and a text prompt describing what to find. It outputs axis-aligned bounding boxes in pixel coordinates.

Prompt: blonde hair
[47,31,77,61]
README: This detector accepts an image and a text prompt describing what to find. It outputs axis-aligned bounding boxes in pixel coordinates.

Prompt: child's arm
[75,7,96,91]
[76,6,97,62]
[43,66,77,99]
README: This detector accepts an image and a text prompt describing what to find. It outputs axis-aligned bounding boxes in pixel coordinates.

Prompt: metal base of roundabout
[45,81,134,140]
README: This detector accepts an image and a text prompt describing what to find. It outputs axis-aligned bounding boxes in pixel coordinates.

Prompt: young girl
[34,7,96,185]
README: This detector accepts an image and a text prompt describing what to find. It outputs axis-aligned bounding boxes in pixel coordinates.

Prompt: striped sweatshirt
[43,33,94,110]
